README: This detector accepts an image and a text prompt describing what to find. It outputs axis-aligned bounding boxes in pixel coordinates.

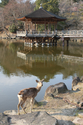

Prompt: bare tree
[2,0,34,28]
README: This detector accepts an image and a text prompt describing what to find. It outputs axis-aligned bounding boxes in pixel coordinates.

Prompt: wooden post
[45,22,46,34]
[48,22,50,34]
[25,19,27,31]
[24,21,25,31]
[67,40,69,46]
[35,22,36,31]
[55,22,57,34]
[55,39,57,46]
[32,22,33,34]
[54,24,55,33]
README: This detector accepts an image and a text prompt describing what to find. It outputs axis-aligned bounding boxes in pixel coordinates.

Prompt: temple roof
[17,8,66,23]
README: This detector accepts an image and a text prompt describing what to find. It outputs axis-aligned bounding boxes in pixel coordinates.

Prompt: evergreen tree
[0,0,9,7]
[35,0,59,14]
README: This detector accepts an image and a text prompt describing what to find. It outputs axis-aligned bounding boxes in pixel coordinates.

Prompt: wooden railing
[57,30,83,37]
[17,31,27,37]
[17,30,83,37]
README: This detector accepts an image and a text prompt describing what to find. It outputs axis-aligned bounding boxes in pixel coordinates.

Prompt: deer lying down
[17,79,44,115]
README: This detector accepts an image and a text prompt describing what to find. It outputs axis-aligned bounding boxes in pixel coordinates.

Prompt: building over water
[17,5,66,46]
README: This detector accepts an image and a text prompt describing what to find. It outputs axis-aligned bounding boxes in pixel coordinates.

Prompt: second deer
[17,79,44,115]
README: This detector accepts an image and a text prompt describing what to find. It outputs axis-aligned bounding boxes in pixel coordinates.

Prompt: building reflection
[0,41,83,81]
[17,46,64,81]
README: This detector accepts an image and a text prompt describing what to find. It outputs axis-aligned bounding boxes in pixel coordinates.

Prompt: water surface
[0,40,83,113]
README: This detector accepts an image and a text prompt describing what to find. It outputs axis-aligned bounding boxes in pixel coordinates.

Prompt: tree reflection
[0,40,83,82]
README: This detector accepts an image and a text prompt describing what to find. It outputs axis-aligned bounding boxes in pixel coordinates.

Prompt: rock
[72,77,80,88]
[58,120,74,125]
[73,117,83,125]
[79,102,83,107]
[80,76,83,82]
[9,111,58,125]
[78,113,83,118]
[72,82,83,91]
[44,82,68,100]
[0,113,9,125]
[4,110,17,115]
[72,76,83,90]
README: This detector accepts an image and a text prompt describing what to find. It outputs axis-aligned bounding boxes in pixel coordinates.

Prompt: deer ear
[36,80,39,83]
[42,79,44,81]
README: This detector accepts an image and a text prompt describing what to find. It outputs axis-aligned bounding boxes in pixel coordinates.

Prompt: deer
[17,79,44,115]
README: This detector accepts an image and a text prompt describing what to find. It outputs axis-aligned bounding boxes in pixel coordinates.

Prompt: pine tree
[35,0,59,14]
[0,0,9,7]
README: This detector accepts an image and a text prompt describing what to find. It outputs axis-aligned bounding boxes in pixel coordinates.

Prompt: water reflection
[17,44,83,80]
[0,40,83,112]
[17,47,65,82]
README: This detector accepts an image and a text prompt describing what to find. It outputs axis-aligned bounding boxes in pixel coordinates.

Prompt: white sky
[0,0,36,3]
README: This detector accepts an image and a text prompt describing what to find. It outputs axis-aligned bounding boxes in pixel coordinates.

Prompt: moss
[37,102,44,106]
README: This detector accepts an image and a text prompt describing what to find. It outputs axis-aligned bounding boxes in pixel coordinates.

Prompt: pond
[0,40,83,113]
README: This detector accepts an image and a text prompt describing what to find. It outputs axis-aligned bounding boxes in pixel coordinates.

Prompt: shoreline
[1,84,83,125]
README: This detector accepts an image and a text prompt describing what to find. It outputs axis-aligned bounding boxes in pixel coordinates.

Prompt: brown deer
[17,79,44,115]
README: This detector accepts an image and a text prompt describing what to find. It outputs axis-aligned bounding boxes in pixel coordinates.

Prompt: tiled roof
[25,8,66,20]
[17,8,66,21]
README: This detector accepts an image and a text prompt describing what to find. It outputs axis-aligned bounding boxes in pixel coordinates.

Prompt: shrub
[17,21,24,30]
[9,23,17,33]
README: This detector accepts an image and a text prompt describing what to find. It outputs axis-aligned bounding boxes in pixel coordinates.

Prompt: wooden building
[17,5,66,46]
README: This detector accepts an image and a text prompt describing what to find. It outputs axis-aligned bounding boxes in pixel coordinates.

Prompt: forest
[0,0,83,33]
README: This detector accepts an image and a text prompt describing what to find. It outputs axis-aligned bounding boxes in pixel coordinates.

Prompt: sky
[0,0,36,3]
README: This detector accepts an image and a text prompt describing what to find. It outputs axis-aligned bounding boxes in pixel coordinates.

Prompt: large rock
[72,77,80,88]
[0,113,9,125]
[80,76,83,82]
[9,111,58,125]
[73,117,83,125]
[44,82,68,100]
[72,82,83,91]
[72,77,83,90]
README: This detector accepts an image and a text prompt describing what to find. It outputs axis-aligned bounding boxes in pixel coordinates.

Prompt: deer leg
[17,100,22,115]
[17,96,23,115]
[20,101,27,114]
[17,103,20,115]
[30,98,34,113]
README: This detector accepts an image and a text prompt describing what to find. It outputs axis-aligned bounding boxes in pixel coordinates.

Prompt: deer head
[36,79,44,88]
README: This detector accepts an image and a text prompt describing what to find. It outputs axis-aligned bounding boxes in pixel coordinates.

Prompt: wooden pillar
[35,22,36,31]
[24,21,26,31]
[25,19,27,31]
[32,22,33,34]
[30,22,33,34]
[54,23,55,33]
[67,40,69,46]
[54,22,57,34]
[45,22,46,34]
[50,23,51,33]
[51,39,55,46]
[37,24,38,32]
[48,22,50,34]
[55,39,57,46]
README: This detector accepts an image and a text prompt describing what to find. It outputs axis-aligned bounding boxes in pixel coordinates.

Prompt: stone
[44,82,68,99]
[72,77,80,88]
[9,111,58,125]
[72,82,83,91]
[0,113,9,125]
[80,76,83,82]
[78,113,83,118]
[73,117,83,125]
[79,102,83,107]
[58,120,74,125]
[4,110,17,115]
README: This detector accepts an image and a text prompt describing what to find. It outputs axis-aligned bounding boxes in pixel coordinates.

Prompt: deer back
[18,87,38,99]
